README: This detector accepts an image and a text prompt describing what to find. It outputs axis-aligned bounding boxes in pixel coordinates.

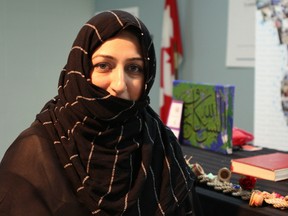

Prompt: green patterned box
[173,80,235,154]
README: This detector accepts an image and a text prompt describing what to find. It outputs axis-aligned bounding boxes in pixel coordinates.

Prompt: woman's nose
[110,67,127,94]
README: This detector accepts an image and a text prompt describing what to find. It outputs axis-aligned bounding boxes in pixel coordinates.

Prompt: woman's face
[90,31,145,100]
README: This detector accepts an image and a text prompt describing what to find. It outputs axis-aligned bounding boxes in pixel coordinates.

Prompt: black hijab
[36,10,194,215]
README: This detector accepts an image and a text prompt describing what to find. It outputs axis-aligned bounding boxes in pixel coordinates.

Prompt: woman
[0,10,195,215]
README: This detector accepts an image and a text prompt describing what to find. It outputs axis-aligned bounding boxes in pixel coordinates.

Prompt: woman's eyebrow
[92,55,143,62]
[91,54,115,60]
[127,57,144,62]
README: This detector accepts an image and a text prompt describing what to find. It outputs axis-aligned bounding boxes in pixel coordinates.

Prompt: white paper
[226,0,255,68]
[166,100,183,139]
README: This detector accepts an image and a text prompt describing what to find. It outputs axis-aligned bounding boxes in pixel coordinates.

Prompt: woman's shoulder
[0,121,88,215]
[0,121,59,178]
[1,121,53,163]
[16,120,52,146]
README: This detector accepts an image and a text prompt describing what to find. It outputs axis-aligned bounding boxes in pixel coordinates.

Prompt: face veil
[36,10,194,215]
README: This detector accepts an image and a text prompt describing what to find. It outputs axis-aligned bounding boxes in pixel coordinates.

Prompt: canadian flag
[160,0,183,124]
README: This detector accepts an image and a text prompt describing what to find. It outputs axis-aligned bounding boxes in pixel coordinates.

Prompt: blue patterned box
[172,80,235,154]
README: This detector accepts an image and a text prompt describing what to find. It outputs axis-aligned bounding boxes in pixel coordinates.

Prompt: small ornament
[217,167,231,182]
[238,175,257,190]
[249,190,264,206]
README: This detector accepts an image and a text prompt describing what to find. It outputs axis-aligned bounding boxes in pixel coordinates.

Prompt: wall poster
[254,0,288,151]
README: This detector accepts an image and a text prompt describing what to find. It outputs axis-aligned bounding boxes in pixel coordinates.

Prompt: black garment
[0,121,195,216]
[0,122,90,216]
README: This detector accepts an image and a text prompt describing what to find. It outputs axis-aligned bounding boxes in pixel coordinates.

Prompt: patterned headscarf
[37,10,194,215]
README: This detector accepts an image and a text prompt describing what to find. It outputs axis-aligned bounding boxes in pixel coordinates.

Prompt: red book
[230,152,288,181]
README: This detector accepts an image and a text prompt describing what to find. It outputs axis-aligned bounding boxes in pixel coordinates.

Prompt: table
[181,145,288,216]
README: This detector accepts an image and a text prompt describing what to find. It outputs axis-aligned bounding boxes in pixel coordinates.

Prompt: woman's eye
[94,63,111,72]
[126,64,143,74]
